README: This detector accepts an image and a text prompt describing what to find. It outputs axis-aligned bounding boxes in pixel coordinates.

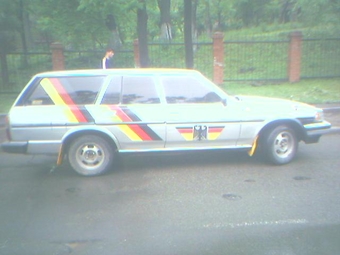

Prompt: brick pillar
[212,32,224,85]
[50,42,65,71]
[133,39,140,68]
[288,31,302,83]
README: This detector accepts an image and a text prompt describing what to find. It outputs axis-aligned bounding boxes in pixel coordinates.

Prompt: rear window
[19,76,105,106]
[121,76,160,104]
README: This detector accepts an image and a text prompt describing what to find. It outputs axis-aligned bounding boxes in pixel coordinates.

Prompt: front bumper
[303,121,332,143]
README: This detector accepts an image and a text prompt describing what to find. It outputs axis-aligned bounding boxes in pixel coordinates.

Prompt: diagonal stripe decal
[40,78,94,123]
[109,106,162,141]
[39,79,160,141]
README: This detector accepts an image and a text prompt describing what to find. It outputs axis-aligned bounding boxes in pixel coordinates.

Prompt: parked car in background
[1,69,331,176]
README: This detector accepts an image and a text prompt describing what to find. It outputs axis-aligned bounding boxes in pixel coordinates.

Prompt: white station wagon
[1,69,331,176]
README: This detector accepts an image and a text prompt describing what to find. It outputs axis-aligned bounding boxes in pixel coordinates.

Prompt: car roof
[34,68,201,78]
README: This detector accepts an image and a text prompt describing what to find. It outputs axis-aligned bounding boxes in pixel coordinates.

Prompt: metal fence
[1,37,339,94]
[224,39,289,81]
[64,49,135,70]
[0,52,52,93]
[148,42,213,78]
[301,38,340,79]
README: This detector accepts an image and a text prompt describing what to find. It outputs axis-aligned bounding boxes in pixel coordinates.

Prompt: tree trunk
[137,0,149,67]
[204,0,213,36]
[157,0,172,41]
[184,0,193,69]
[106,14,122,49]
[18,0,28,67]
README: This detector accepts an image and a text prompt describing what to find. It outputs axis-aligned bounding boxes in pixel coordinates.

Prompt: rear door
[95,74,166,151]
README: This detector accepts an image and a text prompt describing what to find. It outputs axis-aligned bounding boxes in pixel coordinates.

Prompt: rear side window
[161,75,221,104]
[121,76,160,104]
[21,76,105,106]
[101,76,121,104]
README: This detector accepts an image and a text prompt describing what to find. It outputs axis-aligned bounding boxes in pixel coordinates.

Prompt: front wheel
[262,125,298,165]
[67,135,115,176]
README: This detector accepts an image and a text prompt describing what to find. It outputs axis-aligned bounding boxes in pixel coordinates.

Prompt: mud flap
[57,144,64,166]
[248,135,259,156]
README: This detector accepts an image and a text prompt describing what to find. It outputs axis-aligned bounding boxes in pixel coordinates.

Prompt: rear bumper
[1,141,28,154]
[1,140,61,154]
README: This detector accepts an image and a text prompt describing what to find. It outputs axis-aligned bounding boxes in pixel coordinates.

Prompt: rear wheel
[68,135,115,176]
[262,125,298,165]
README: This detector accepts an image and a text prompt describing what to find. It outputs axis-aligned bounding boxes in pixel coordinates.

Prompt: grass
[223,78,340,104]
[0,78,339,114]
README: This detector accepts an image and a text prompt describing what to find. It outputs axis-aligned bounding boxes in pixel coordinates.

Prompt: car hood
[231,95,321,120]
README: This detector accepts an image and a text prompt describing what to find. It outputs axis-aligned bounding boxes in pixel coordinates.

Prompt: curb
[323,107,340,113]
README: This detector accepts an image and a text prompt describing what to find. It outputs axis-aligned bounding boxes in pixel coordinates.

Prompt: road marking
[203,219,309,229]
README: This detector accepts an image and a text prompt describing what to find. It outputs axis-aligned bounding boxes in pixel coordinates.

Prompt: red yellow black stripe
[40,78,94,123]
[110,106,162,141]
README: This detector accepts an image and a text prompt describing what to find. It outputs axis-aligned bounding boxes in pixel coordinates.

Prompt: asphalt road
[0,131,339,255]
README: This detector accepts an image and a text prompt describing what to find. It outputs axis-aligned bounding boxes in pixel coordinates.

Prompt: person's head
[105,49,114,58]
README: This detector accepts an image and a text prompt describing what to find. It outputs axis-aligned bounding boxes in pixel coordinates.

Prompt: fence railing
[301,38,340,79]
[1,34,339,94]
[223,39,289,81]
[0,52,51,93]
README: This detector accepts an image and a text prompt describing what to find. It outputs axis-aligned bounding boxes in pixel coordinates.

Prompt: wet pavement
[0,134,340,255]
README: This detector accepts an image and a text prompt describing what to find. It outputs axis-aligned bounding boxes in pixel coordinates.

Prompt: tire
[262,125,298,165]
[68,135,115,176]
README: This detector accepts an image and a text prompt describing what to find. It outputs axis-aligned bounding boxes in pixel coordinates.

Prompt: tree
[0,0,18,86]
[105,14,122,49]
[137,0,149,67]
[296,0,340,26]
[157,0,172,40]
[184,0,193,68]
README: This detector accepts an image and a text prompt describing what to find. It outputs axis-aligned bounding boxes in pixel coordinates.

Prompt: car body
[1,69,331,176]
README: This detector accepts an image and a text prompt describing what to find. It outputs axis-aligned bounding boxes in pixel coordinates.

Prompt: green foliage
[1,0,339,51]
[296,0,340,26]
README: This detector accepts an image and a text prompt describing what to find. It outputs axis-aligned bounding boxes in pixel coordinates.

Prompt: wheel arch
[258,119,305,143]
[61,129,119,156]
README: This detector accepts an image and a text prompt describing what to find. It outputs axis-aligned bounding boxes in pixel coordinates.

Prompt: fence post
[50,42,65,71]
[212,32,224,85]
[133,39,140,68]
[288,31,302,83]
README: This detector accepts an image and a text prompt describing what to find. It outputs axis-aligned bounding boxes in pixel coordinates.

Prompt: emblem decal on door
[176,125,224,141]
[194,125,207,140]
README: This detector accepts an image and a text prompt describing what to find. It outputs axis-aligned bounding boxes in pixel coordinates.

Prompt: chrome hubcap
[274,132,293,158]
[77,144,104,167]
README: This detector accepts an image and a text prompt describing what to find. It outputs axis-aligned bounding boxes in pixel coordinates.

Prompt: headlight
[314,111,324,122]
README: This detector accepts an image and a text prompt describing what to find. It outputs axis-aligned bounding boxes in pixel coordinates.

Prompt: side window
[24,82,54,105]
[22,76,105,106]
[101,76,121,104]
[121,76,160,104]
[161,76,221,104]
